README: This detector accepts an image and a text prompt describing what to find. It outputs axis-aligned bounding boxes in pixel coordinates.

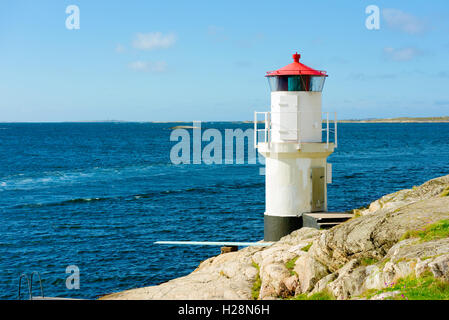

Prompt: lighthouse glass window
[310,76,326,92]
[267,76,325,92]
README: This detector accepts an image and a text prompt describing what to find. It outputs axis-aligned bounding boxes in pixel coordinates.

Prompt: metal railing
[254,110,338,149]
[18,273,31,300]
[18,271,44,300]
[323,112,338,149]
[254,111,271,149]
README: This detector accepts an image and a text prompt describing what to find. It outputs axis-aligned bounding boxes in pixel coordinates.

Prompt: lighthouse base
[264,215,302,241]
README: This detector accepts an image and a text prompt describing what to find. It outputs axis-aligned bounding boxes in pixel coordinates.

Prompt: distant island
[338,116,449,123]
[246,116,449,124]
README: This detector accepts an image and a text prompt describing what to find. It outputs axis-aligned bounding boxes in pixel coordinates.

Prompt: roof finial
[293,52,301,63]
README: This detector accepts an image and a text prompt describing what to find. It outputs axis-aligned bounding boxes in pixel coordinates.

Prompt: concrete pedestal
[263,215,302,241]
[259,142,335,241]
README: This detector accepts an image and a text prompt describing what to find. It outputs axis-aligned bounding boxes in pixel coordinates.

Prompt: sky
[0,0,449,122]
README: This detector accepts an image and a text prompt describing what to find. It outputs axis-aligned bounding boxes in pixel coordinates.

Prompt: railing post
[264,112,268,144]
[18,273,31,300]
[326,112,329,149]
[30,271,44,299]
[267,111,271,145]
[254,111,257,149]
[334,112,338,148]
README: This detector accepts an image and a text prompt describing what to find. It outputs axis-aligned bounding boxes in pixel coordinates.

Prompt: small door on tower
[311,167,325,212]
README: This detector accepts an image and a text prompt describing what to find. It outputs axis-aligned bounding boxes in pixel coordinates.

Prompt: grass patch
[421,253,444,261]
[360,257,379,266]
[360,272,449,300]
[360,288,379,299]
[346,208,364,222]
[440,186,449,197]
[285,257,298,276]
[301,242,313,252]
[353,210,362,218]
[291,290,335,300]
[400,219,449,242]
[378,257,391,270]
[251,262,261,300]
[351,206,366,218]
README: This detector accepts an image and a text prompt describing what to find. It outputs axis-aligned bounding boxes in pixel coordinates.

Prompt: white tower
[255,52,337,241]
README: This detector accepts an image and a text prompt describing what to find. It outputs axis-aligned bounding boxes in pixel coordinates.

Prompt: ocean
[1,122,449,299]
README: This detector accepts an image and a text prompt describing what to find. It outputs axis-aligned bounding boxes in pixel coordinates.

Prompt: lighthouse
[255,52,339,241]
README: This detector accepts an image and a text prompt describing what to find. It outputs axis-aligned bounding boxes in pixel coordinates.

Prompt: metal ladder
[18,271,44,300]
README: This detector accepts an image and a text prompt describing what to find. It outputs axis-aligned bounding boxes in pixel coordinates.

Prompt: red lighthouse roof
[266,52,327,77]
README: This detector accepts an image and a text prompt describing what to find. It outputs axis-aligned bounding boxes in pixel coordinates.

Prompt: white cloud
[128,61,167,73]
[115,44,126,53]
[382,8,428,35]
[132,32,176,50]
[383,47,423,61]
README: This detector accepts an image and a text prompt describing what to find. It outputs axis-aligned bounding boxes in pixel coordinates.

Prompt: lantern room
[266,52,327,92]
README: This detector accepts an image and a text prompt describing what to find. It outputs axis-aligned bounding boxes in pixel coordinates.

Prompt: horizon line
[1,116,449,124]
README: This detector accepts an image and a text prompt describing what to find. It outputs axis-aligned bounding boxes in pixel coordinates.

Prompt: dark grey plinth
[302,212,354,230]
[264,215,303,241]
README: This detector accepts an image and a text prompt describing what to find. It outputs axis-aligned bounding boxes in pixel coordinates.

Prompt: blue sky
[1,0,448,121]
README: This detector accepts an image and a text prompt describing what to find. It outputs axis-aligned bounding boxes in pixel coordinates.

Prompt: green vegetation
[285,257,298,276]
[291,290,335,300]
[352,210,362,218]
[421,253,444,261]
[400,219,449,242]
[301,242,313,252]
[377,258,391,269]
[360,257,379,266]
[346,207,365,222]
[440,186,449,197]
[359,272,449,300]
[251,262,261,300]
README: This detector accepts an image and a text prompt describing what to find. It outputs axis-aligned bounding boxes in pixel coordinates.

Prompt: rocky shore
[101,174,449,300]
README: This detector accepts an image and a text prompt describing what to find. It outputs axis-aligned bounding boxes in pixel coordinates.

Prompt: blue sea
[1,122,449,300]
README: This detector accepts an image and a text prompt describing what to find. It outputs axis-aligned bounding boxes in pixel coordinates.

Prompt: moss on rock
[251,261,261,300]
[400,219,449,243]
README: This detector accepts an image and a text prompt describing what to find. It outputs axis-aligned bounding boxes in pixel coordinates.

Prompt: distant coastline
[246,116,449,124]
[1,116,449,124]
[337,116,449,123]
